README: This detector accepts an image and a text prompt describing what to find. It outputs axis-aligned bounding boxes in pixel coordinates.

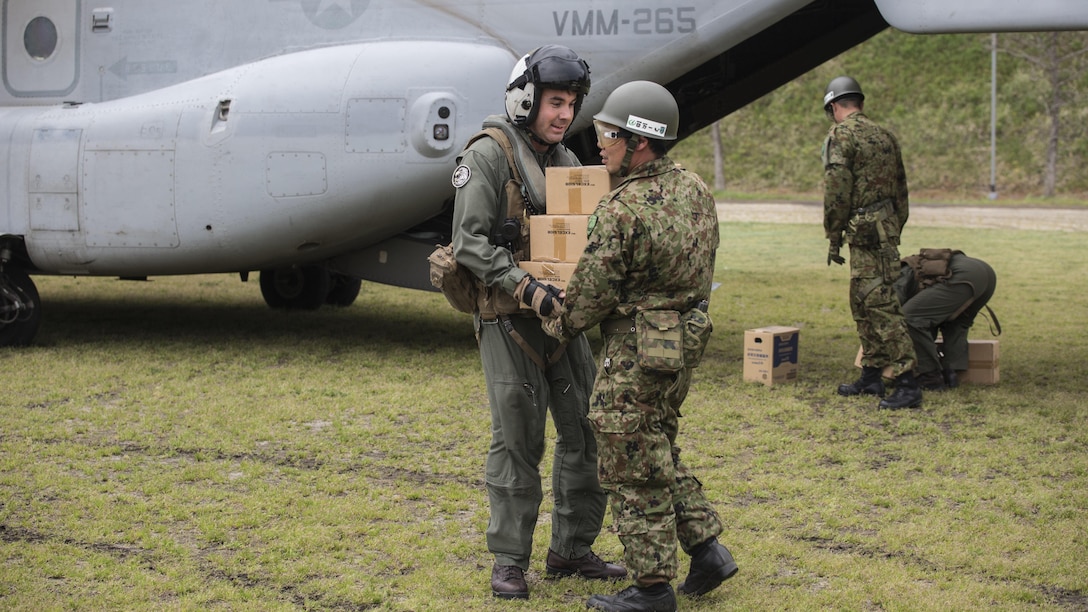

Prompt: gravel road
[716,201,1088,232]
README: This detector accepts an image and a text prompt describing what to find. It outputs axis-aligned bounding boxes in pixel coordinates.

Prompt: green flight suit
[450,116,605,570]
[894,252,997,374]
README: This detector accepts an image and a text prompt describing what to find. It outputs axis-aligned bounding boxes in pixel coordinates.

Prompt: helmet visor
[532,56,590,94]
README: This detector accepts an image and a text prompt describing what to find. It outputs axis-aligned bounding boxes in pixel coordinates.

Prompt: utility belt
[847,198,900,247]
[600,315,636,336]
[476,283,533,320]
[600,301,713,371]
[852,198,894,216]
[477,285,560,371]
[600,300,710,337]
[479,309,536,322]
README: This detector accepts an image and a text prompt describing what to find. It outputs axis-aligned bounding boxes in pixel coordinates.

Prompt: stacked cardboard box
[743,326,800,386]
[520,166,611,290]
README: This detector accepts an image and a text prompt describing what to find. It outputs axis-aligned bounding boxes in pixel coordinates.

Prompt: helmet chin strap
[525,128,554,149]
[618,135,641,177]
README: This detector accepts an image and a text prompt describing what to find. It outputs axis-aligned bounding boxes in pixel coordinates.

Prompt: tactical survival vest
[459,117,578,317]
[902,248,962,291]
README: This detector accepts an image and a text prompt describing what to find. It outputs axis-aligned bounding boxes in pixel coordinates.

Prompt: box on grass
[743,326,800,386]
[529,214,589,262]
[853,339,999,384]
[938,339,1000,384]
[853,347,893,379]
[545,165,612,214]
[518,261,578,291]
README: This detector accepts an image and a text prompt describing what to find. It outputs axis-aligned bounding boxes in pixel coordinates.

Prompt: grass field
[2,220,1086,610]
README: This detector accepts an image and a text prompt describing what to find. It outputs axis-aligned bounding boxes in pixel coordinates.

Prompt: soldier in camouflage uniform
[822,76,923,410]
[451,45,625,601]
[543,81,738,612]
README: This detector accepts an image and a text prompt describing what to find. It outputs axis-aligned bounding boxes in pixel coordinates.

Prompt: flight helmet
[505,44,591,127]
[823,76,864,111]
[593,80,679,140]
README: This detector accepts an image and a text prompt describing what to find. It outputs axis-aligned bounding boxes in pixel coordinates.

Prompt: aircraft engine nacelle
[2,40,513,277]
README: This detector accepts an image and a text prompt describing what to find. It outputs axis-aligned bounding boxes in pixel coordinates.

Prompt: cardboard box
[937,339,1000,384]
[743,326,800,386]
[545,165,612,214]
[529,214,589,262]
[854,339,999,384]
[854,347,893,379]
[518,261,578,291]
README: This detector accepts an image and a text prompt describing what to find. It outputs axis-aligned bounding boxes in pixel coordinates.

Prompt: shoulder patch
[451,165,471,189]
[587,214,598,236]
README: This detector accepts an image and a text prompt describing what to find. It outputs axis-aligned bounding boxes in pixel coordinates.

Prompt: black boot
[677,537,738,597]
[943,368,959,389]
[878,372,923,409]
[916,369,946,391]
[586,583,677,612]
[838,366,886,397]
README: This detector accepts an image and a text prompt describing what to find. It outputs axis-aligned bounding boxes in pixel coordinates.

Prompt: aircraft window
[24,16,58,60]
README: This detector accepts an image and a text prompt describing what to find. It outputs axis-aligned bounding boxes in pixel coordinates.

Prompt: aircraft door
[2,0,79,97]
[29,128,82,232]
[81,109,181,249]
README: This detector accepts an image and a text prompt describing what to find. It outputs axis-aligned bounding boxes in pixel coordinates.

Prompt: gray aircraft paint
[0,0,1084,345]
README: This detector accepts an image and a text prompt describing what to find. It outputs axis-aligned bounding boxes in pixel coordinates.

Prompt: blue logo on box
[773,333,798,367]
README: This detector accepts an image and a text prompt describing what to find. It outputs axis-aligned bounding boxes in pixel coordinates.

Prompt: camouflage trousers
[587,332,723,586]
[849,244,917,377]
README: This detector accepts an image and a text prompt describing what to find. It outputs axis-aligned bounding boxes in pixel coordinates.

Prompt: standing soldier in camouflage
[543,81,738,612]
[822,76,923,410]
[451,45,625,600]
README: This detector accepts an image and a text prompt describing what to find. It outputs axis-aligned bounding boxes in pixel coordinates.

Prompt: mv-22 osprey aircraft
[0,0,1084,346]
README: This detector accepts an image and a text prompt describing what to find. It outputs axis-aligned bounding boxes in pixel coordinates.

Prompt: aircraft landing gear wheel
[325,274,361,307]
[0,267,42,347]
[259,266,331,310]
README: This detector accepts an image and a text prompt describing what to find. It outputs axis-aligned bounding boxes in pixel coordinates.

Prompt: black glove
[827,239,845,266]
[514,275,563,317]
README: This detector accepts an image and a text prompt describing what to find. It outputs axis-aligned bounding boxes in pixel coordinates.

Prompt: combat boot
[678,537,738,596]
[586,583,677,612]
[916,369,946,391]
[943,368,959,389]
[491,564,528,599]
[837,366,886,397]
[878,372,923,409]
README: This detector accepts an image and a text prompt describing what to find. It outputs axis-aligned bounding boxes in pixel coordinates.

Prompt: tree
[1000,32,1088,197]
[710,120,725,191]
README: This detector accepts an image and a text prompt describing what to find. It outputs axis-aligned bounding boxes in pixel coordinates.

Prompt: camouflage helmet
[823,76,864,111]
[594,80,678,140]
[505,45,591,127]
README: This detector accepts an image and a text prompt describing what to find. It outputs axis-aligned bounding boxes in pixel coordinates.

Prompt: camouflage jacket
[556,156,720,338]
[822,112,909,242]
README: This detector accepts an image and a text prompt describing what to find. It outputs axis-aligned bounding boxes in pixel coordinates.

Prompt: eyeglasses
[594,120,627,148]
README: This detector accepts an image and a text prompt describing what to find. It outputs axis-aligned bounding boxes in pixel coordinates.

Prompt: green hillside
[670,29,1088,203]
